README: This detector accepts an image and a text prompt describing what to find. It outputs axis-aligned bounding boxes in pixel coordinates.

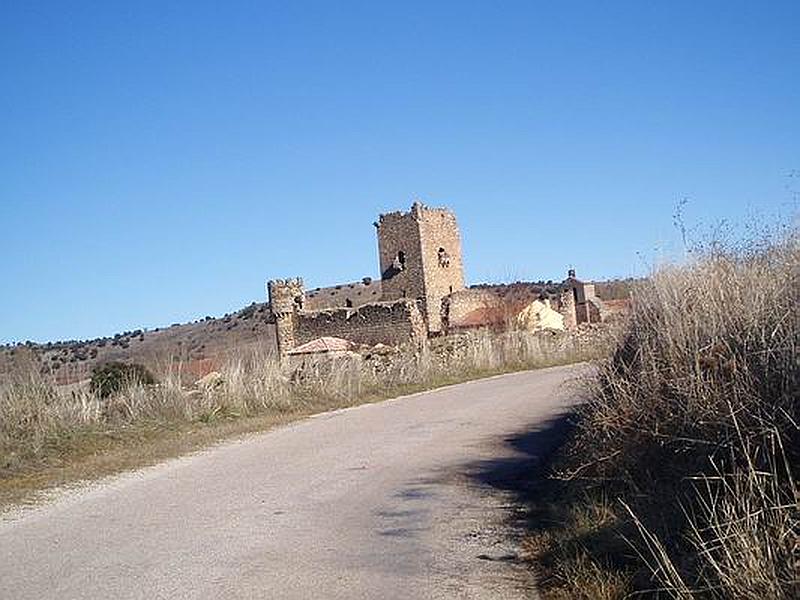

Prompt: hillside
[0,302,276,385]
[0,277,636,387]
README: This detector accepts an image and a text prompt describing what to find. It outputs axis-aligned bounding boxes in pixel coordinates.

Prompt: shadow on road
[455,410,583,575]
[458,407,639,594]
[465,412,576,503]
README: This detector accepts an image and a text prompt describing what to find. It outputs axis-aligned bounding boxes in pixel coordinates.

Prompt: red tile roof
[287,336,355,355]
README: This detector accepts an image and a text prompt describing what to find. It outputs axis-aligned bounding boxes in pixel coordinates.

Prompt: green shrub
[90,362,156,399]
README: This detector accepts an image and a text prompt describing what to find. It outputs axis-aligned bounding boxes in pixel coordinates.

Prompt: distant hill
[0,303,276,385]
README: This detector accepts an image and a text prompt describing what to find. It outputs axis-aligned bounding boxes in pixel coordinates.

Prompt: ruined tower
[267,277,305,356]
[376,202,466,333]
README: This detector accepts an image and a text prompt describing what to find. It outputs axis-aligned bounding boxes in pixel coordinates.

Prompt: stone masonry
[376,202,465,333]
[294,300,426,348]
[266,278,305,356]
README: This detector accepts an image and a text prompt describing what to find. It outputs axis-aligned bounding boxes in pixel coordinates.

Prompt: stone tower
[376,202,465,333]
[267,277,305,356]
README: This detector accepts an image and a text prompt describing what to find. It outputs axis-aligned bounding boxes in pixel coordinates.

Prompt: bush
[90,362,156,399]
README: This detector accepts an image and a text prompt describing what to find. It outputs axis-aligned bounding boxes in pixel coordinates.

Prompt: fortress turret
[267,277,305,355]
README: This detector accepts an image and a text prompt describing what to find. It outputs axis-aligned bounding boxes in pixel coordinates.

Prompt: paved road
[0,365,587,599]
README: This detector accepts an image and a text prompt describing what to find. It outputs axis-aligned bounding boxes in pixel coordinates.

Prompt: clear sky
[1,1,798,344]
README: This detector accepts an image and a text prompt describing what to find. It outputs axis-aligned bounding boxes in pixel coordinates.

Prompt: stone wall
[575,303,590,325]
[575,301,603,324]
[600,298,631,320]
[444,288,500,329]
[294,300,426,348]
[443,288,519,330]
[560,288,578,330]
[376,206,426,303]
[417,205,466,333]
[445,279,615,331]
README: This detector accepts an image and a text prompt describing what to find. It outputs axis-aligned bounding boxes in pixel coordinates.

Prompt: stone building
[266,202,616,356]
[375,202,465,333]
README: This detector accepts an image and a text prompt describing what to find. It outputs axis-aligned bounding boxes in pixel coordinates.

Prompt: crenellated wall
[294,300,426,348]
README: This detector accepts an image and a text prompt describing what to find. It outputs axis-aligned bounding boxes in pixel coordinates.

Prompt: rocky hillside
[0,302,276,385]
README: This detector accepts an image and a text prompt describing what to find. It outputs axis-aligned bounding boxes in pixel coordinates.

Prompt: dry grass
[0,328,600,508]
[529,228,799,598]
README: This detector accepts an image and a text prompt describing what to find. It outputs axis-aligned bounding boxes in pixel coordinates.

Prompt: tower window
[345,299,353,308]
[438,247,450,268]
[383,250,407,280]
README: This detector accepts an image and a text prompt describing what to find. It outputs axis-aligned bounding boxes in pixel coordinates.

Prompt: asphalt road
[0,364,587,600]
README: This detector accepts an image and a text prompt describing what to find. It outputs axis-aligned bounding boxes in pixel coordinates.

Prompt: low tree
[90,362,156,399]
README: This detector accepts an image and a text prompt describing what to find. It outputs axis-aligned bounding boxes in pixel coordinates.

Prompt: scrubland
[528,229,799,599]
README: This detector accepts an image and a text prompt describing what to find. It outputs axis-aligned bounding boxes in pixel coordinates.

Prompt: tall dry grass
[542,229,799,598]
[0,328,598,479]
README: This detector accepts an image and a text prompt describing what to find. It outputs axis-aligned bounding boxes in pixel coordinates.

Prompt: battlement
[376,201,455,227]
[269,277,304,286]
[267,277,305,315]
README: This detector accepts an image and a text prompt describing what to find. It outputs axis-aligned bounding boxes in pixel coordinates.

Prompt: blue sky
[1,1,798,344]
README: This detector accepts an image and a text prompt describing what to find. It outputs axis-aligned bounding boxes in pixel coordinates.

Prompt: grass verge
[524,228,799,598]
[1,329,604,510]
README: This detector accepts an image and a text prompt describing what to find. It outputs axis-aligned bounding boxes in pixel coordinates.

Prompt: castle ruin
[267,202,611,356]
